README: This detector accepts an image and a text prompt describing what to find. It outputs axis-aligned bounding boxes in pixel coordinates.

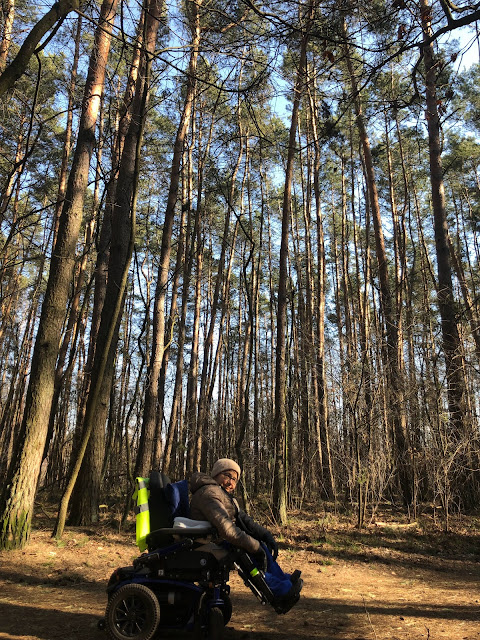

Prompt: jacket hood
[189,471,218,493]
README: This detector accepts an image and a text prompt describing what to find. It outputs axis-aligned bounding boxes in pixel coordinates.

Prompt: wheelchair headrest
[148,471,191,520]
[149,471,171,492]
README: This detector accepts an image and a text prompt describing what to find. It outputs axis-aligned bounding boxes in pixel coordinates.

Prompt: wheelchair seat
[145,518,214,552]
[173,516,212,530]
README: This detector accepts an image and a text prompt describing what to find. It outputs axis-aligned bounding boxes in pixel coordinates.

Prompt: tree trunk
[162,165,192,477]
[137,0,202,477]
[61,0,162,530]
[0,0,15,72]
[0,0,117,550]
[421,0,467,441]
[306,71,335,499]
[53,15,82,241]
[154,198,187,471]
[185,198,203,474]
[343,22,412,506]
[73,13,144,473]
[273,1,313,524]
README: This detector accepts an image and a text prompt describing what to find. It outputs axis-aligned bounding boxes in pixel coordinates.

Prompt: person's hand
[252,546,267,572]
[263,532,278,560]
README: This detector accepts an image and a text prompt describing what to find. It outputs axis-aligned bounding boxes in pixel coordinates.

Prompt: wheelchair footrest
[270,574,303,614]
[235,552,303,615]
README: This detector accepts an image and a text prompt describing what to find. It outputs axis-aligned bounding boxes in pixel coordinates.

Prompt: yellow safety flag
[133,477,150,552]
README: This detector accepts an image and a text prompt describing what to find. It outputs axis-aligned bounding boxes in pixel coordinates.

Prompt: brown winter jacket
[189,472,261,554]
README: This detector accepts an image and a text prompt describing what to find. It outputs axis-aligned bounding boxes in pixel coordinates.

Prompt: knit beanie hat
[211,458,241,479]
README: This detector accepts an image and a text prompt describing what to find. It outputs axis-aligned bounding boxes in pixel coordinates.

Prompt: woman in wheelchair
[189,458,303,610]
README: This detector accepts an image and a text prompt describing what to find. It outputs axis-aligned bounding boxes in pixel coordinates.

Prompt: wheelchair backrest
[134,471,191,552]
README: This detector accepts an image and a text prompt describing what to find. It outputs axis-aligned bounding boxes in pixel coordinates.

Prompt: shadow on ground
[1,585,479,640]
[293,529,480,585]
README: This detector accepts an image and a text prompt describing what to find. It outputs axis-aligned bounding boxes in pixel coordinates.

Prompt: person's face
[214,469,239,493]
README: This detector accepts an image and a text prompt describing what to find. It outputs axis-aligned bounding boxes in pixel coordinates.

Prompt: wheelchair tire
[208,606,224,640]
[105,583,160,640]
[221,594,232,626]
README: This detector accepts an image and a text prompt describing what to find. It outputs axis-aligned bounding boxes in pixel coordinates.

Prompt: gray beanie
[211,458,241,479]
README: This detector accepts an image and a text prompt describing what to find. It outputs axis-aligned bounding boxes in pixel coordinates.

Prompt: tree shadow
[226,589,480,638]
[0,566,96,587]
[0,601,102,640]
[296,528,480,587]
[1,586,479,640]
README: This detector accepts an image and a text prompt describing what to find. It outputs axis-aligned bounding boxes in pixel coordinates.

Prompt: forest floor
[0,503,479,640]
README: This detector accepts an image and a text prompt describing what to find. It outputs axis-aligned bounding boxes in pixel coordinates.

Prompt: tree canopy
[1,0,480,548]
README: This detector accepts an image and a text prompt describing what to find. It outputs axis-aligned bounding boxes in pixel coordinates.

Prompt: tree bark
[343,22,412,506]
[137,0,202,477]
[273,1,313,524]
[0,0,117,550]
[0,0,15,72]
[52,15,82,242]
[162,164,192,477]
[306,69,335,499]
[421,0,467,441]
[185,197,203,474]
[58,0,163,531]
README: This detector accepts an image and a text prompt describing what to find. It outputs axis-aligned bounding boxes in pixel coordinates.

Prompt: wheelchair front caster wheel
[97,618,106,630]
[208,606,225,640]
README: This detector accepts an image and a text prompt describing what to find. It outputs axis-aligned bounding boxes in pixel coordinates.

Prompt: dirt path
[0,521,479,640]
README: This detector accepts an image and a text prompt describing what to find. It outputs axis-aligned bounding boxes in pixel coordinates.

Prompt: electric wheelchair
[99,472,301,640]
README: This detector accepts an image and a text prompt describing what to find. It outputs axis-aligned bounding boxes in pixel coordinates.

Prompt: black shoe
[290,570,302,584]
[272,576,303,614]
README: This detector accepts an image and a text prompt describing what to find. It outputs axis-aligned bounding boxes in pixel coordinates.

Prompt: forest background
[1,0,480,551]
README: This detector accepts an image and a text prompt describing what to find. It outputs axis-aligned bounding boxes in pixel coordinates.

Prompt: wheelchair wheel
[208,606,224,640]
[220,594,232,625]
[105,583,160,640]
